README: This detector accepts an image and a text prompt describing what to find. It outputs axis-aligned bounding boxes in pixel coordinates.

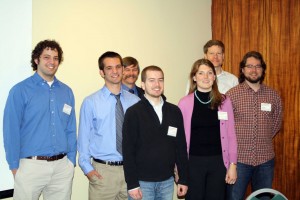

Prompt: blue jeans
[227,158,274,200]
[129,177,174,200]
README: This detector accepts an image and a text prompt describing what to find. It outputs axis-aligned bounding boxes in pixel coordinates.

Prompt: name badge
[261,103,271,111]
[167,126,177,137]
[63,104,72,115]
[218,111,228,120]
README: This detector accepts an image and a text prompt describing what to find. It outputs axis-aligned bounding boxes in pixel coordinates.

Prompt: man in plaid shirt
[226,51,283,200]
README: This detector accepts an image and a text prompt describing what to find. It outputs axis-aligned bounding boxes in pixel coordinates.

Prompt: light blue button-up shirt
[78,86,140,174]
[3,73,77,169]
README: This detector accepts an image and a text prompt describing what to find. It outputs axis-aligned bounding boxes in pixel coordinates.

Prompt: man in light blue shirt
[3,40,76,200]
[78,51,140,200]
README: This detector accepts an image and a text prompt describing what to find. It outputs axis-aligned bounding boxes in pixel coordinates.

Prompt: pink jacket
[178,93,237,169]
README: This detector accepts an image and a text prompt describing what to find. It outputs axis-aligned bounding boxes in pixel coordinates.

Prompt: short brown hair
[141,65,164,82]
[98,51,123,71]
[122,56,140,73]
[203,40,225,54]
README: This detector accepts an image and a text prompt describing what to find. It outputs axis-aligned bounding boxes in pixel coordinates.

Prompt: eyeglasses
[245,64,262,70]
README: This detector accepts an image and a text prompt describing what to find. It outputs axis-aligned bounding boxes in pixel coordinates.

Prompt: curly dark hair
[31,40,63,71]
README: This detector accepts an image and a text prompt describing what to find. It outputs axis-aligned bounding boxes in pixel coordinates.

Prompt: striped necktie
[114,94,124,155]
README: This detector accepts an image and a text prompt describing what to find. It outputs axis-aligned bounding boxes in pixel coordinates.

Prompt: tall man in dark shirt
[123,66,188,200]
[226,51,283,200]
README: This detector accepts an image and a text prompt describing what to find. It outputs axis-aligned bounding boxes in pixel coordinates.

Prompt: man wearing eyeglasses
[3,40,77,200]
[226,51,283,200]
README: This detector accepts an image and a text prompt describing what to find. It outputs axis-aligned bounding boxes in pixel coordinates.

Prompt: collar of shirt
[32,72,60,87]
[101,85,124,100]
[217,68,225,78]
[121,84,137,94]
[144,95,164,123]
[241,81,266,93]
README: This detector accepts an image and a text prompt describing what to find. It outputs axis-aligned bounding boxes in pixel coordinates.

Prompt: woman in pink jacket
[178,59,237,200]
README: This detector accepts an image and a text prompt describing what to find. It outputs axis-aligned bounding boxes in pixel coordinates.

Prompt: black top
[190,91,222,156]
[122,95,188,190]
[135,85,145,99]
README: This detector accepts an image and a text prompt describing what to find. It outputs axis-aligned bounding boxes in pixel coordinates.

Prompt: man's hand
[11,169,17,178]
[174,168,179,183]
[177,184,188,197]
[128,188,143,200]
[86,170,102,180]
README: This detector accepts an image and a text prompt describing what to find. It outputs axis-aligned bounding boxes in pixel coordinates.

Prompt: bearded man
[226,51,283,200]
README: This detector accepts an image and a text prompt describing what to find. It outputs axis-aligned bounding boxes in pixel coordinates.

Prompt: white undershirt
[144,95,164,124]
[47,80,54,87]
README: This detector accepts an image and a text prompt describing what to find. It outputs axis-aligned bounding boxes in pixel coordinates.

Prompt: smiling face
[141,70,164,101]
[100,57,123,87]
[122,64,139,87]
[193,64,216,92]
[35,48,59,81]
[242,57,263,84]
[204,45,224,68]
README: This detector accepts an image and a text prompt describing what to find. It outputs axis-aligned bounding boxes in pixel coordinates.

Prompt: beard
[244,75,262,84]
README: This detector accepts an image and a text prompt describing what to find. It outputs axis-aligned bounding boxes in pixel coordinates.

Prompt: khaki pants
[13,156,74,200]
[89,160,127,200]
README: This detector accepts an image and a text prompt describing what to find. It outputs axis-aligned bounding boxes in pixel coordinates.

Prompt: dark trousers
[186,155,226,200]
[227,159,275,200]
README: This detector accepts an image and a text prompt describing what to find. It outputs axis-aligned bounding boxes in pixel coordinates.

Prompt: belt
[26,153,66,161]
[93,158,123,166]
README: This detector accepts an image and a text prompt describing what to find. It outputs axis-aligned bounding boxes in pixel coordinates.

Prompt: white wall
[3,0,212,199]
[0,0,32,196]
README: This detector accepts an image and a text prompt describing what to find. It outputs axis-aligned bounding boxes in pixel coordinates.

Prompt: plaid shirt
[226,82,282,166]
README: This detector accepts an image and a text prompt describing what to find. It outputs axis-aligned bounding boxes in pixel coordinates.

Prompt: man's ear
[34,58,39,65]
[99,70,105,78]
[141,82,145,90]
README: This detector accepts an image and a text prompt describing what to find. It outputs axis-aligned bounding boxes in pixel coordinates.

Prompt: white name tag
[218,111,228,120]
[63,104,72,115]
[261,103,271,111]
[167,126,177,137]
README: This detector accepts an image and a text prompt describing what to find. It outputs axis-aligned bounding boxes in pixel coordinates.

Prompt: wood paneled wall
[211,0,299,199]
